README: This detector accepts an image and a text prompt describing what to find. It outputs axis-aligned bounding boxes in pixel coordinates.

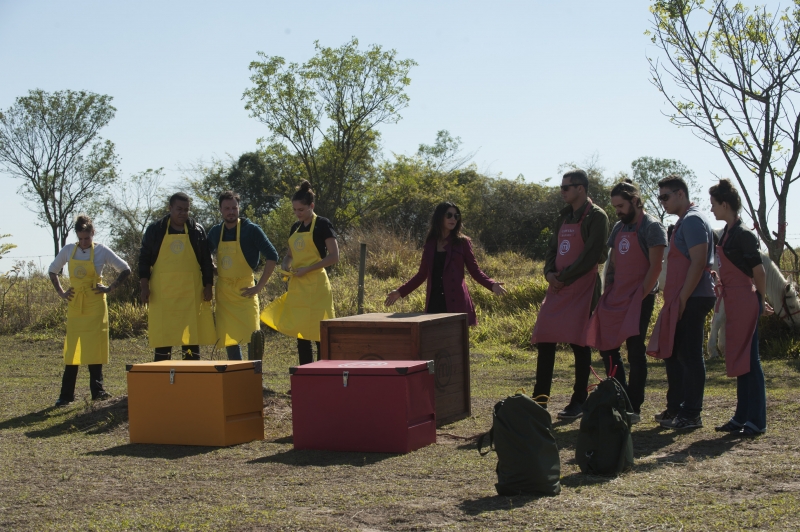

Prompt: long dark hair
[424,202,465,244]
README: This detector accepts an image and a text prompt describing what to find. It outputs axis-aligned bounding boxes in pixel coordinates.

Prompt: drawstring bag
[478,392,561,496]
[575,365,634,476]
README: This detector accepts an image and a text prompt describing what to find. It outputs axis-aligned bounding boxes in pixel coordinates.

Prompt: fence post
[357,243,367,314]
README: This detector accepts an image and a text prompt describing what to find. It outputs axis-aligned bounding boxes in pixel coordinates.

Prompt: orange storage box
[126,360,264,446]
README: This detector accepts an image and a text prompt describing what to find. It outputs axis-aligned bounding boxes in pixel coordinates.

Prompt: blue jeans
[225,344,252,361]
[731,295,767,432]
[664,296,715,418]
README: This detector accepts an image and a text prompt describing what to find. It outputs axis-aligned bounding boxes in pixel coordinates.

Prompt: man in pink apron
[531,169,609,420]
[586,181,667,423]
[646,176,716,430]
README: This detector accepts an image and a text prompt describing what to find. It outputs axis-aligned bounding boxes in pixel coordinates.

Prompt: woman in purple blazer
[385,202,506,325]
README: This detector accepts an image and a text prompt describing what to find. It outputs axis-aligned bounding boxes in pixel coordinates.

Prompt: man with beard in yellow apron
[48,215,130,406]
[261,180,338,364]
[139,192,215,361]
[208,190,278,360]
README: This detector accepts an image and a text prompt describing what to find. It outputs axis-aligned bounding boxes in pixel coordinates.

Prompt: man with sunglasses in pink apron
[531,169,609,420]
[586,180,667,424]
[647,175,716,430]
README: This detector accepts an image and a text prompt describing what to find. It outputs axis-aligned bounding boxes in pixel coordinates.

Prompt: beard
[618,209,636,224]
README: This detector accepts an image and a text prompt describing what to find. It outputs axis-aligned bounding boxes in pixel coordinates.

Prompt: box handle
[170,368,175,384]
[343,371,349,388]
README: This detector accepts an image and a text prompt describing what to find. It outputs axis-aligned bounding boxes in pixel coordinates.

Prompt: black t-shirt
[290,216,337,259]
[719,219,762,278]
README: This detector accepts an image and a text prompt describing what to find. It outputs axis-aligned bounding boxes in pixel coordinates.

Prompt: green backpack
[575,373,634,476]
[478,393,561,496]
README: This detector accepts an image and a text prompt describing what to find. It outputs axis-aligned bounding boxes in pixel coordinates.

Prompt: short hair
[657,174,689,197]
[169,192,191,206]
[218,190,241,207]
[291,180,315,205]
[74,214,94,234]
[563,169,589,193]
[709,178,742,212]
[610,179,643,208]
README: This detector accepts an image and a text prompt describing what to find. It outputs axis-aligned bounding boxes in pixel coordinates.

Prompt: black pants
[533,343,592,405]
[59,364,105,401]
[297,339,321,366]
[664,296,715,418]
[599,293,656,413]
[154,345,200,362]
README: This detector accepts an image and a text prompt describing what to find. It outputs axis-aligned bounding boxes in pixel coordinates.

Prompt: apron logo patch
[221,256,233,270]
[559,239,570,255]
[170,240,184,254]
[434,349,453,392]
[73,265,87,279]
[619,237,631,254]
[293,238,305,251]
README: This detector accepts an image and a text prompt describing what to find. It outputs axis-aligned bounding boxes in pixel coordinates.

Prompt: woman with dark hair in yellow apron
[48,215,131,406]
[261,180,338,364]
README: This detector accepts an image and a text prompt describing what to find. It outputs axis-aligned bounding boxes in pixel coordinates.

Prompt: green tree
[0,89,118,256]
[649,0,800,262]
[243,37,417,231]
[630,156,700,222]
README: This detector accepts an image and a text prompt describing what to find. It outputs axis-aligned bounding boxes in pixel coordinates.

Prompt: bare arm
[642,245,666,297]
[679,243,708,318]
[293,238,339,277]
[49,272,74,301]
[241,260,277,298]
[752,264,774,315]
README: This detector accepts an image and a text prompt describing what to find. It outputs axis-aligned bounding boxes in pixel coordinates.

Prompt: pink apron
[717,231,759,377]
[531,202,597,346]
[646,226,690,359]
[586,212,649,351]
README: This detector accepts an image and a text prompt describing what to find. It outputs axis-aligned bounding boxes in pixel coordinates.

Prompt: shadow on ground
[0,406,61,431]
[458,493,553,515]
[249,448,394,467]
[24,397,128,438]
[86,443,217,459]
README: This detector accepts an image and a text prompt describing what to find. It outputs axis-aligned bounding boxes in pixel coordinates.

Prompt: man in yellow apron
[208,190,278,360]
[139,192,215,361]
[48,215,130,406]
[261,180,338,364]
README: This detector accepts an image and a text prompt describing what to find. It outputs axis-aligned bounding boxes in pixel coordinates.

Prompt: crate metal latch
[170,368,175,384]
[343,371,349,388]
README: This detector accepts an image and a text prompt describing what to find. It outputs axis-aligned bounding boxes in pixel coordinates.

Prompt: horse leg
[708,300,724,359]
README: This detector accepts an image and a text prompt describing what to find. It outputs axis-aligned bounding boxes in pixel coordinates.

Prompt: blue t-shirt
[208,218,279,270]
[672,206,715,298]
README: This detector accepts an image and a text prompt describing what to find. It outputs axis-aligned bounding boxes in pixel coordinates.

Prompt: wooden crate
[320,312,470,425]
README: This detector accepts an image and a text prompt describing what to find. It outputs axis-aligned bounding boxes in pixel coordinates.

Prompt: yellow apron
[261,214,335,342]
[147,225,216,348]
[63,244,109,365]
[215,220,260,347]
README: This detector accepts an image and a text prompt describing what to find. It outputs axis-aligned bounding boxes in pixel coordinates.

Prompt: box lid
[126,360,262,374]
[290,360,434,376]
[321,312,466,326]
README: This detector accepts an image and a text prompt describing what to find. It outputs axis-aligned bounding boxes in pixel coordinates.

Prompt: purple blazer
[397,237,496,326]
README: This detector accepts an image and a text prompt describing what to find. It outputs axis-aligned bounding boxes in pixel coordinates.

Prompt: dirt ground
[1,333,799,531]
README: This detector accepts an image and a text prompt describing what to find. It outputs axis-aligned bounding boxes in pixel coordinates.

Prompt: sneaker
[737,426,763,438]
[715,421,743,433]
[55,398,74,407]
[654,409,676,422]
[629,412,641,424]
[93,391,112,401]
[556,402,583,420]
[661,415,702,429]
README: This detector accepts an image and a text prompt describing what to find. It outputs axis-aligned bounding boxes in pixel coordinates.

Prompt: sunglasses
[560,184,581,191]
[657,190,680,202]
[445,212,461,220]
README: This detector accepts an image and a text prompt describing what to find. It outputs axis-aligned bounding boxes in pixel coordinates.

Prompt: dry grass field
[1,331,799,531]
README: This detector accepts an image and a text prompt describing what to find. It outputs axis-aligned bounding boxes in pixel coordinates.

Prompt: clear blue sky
[1,0,798,271]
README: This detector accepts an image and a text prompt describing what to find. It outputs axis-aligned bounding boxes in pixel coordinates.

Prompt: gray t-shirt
[672,205,715,298]
[604,212,668,292]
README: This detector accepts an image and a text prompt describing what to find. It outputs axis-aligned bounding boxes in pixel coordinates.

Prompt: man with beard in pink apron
[531,169,609,420]
[586,181,667,424]
[647,175,716,430]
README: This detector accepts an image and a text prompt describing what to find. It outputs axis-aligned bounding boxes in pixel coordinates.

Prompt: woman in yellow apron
[48,215,131,406]
[261,180,338,364]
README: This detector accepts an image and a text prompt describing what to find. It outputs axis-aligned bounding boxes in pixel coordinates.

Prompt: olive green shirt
[543,199,609,310]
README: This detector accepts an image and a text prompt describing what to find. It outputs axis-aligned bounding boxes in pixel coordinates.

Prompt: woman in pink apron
[384,202,506,324]
[709,179,772,436]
